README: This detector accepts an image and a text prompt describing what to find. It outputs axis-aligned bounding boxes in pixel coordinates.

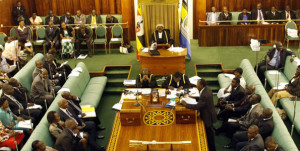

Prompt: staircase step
[197,68,222,73]
[107,78,126,83]
[104,86,125,95]
[197,76,218,82]
[105,74,128,79]
[105,69,130,75]
[209,85,220,91]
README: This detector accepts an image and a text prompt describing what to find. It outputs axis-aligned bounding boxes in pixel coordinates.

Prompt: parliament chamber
[0,0,300,151]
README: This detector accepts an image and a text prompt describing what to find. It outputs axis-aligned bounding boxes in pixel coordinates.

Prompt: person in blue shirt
[238,8,251,25]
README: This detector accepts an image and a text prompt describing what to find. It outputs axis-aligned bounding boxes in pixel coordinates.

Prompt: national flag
[180,0,191,60]
[136,7,145,61]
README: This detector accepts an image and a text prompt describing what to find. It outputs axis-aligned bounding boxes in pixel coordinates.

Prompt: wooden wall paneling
[101,0,110,14]
[121,0,135,40]
[116,0,122,14]
[193,0,206,39]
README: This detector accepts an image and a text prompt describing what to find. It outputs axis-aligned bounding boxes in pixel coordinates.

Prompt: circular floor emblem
[144,110,174,126]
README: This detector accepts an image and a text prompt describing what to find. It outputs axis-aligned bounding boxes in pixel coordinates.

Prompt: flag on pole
[136,6,145,61]
[180,0,191,60]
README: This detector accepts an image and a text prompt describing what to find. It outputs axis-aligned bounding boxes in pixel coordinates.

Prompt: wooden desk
[198,24,288,46]
[107,93,208,151]
[139,49,187,75]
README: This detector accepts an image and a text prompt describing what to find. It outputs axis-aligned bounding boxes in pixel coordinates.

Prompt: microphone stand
[134,89,140,107]
[8,110,19,151]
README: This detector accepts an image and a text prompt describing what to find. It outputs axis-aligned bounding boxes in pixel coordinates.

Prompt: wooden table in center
[107,91,208,151]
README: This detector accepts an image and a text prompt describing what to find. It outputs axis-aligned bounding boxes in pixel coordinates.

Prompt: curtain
[141,4,179,46]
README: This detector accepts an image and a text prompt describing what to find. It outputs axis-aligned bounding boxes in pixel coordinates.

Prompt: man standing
[12,1,29,25]
[251,3,267,24]
[45,10,60,25]
[206,6,219,25]
[181,79,217,151]
[44,21,60,53]
[75,25,92,57]
[136,68,157,88]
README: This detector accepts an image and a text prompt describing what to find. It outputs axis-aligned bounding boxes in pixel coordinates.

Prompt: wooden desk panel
[139,49,187,75]
[198,24,287,46]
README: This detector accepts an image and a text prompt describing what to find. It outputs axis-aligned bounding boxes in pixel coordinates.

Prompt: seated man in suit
[218,6,232,25]
[281,5,296,21]
[30,68,60,107]
[86,9,102,27]
[45,10,60,25]
[225,108,274,149]
[57,99,105,151]
[44,21,60,54]
[60,11,74,25]
[74,10,86,25]
[206,6,219,25]
[2,83,42,127]
[55,119,87,151]
[162,72,190,90]
[75,25,92,57]
[267,6,281,24]
[265,136,284,151]
[216,94,263,137]
[32,60,43,79]
[251,3,267,24]
[236,125,265,151]
[61,91,105,130]
[216,77,245,108]
[268,65,300,105]
[181,79,217,151]
[255,42,295,83]
[238,8,251,25]
[151,24,171,45]
[106,15,118,24]
[218,85,255,122]
[136,68,157,88]
[8,78,31,105]
[43,54,72,86]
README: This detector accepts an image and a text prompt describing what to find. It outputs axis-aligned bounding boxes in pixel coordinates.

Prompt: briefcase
[149,49,160,56]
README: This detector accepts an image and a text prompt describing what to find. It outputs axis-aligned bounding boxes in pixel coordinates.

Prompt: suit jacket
[60,26,73,38]
[162,74,191,89]
[86,15,102,24]
[12,6,28,25]
[240,103,263,128]
[233,95,252,115]
[67,97,82,116]
[58,108,83,126]
[266,48,295,69]
[12,86,30,105]
[275,145,284,151]
[30,74,51,100]
[74,14,86,25]
[32,67,42,79]
[151,30,171,44]
[76,27,92,41]
[55,128,82,151]
[45,26,60,43]
[226,85,245,103]
[238,13,251,24]
[49,123,63,139]
[218,12,232,25]
[45,16,60,25]
[206,12,220,25]
[251,9,267,21]
[3,94,27,116]
[281,11,296,20]
[43,59,61,79]
[255,116,274,139]
[15,27,31,41]
[286,75,300,96]
[136,74,157,88]
[106,16,118,24]
[240,134,265,151]
[266,11,281,23]
[60,16,75,24]
[186,87,217,127]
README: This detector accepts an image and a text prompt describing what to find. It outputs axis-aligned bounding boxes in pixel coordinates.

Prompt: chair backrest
[111,24,123,38]
[36,27,46,40]
[10,27,16,37]
[285,21,298,36]
[96,25,106,39]
[0,32,7,46]
[28,27,34,40]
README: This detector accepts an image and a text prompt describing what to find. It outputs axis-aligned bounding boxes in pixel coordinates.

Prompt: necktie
[66,109,78,125]
[287,12,290,19]
[50,28,53,35]
[68,100,81,113]
[239,95,249,107]
[275,52,280,68]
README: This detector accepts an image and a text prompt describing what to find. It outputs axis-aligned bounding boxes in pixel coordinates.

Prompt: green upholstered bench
[217,59,298,151]
[21,62,107,151]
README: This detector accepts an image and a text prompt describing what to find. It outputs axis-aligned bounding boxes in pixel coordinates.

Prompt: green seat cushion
[287,36,300,40]
[264,70,289,88]
[80,77,107,107]
[283,56,298,80]
[280,98,300,134]
[217,74,232,89]
[94,39,106,43]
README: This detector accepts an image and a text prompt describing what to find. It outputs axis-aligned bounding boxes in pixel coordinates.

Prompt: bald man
[236,125,264,151]
[265,136,284,151]
[136,68,157,88]
[32,60,43,79]
[251,3,267,24]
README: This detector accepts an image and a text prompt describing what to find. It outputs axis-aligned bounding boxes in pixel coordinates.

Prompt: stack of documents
[123,80,136,86]
[81,105,96,118]
[112,103,122,111]
[250,39,260,51]
[166,100,176,108]
[224,74,235,79]
[287,28,299,38]
[273,83,288,90]
[180,97,197,105]
[189,76,201,85]
[17,120,33,129]
[168,47,184,52]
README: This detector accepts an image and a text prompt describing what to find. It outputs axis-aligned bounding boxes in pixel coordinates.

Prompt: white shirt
[199,87,206,96]
[249,103,258,114]
[268,49,280,67]
[211,12,216,23]
[286,11,291,19]
[158,32,163,39]
[18,26,25,32]
[3,40,21,62]
[29,16,42,25]
[256,10,264,21]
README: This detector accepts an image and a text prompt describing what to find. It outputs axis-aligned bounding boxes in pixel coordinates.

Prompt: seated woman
[151,24,172,45]
[238,8,251,25]
[0,120,24,150]
[268,65,300,105]
[59,22,75,58]
[47,111,64,139]
[15,19,33,56]
[29,12,42,26]
[218,6,232,25]
[32,140,57,151]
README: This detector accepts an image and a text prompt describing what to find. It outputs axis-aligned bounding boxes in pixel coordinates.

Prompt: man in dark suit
[266,6,281,24]
[265,136,284,151]
[216,94,263,137]
[151,24,172,44]
[8,78,31,106]
[32,60,43,79]
[55,118,87,151]
[162,72,191,90]
[182,79,217,151]
[218,6,232,25]
[44,21,60,53]
[75,25,92,57]
[217,77,245,108]
[60,11,74,25]
[255,42,295,82]
[281,5,296,21]
[57,98,105,151]
[106,15,118,24]
[218,85,255,121]
[238,8,251,25]
[45,10,60,25]
[86,9,102,25]
[12,1,29,25]
[224,108,274,149]
[251,3,267,24]
[236,125,265,151]
[136,68,157,88]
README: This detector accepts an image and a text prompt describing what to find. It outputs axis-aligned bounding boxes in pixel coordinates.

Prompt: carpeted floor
[49,40,299,150]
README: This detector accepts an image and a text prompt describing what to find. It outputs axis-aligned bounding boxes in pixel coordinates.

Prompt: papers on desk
[24,42,32,47]
[17,120,33,129]
[123,80,136,86]
[166,100,176,108]
[141,48,149,53]
[168,46,184,52]
[141,88,151,95]
[27,104,42,110]
[189,88,200,98]
[224,74,235,79]
[287,28,299,38]
[228,118,237,123]
[166,94,177,99]
[268,71,280,75]
[158,89,166,97]
[181,97,197,105]
[77,54,87,60]
[112,103,122,111]
[189,76,201,86]
[250,39,260,51]
[81,105,96,118]
[59,61,68,68]
[273,83,288,90]
[57,88,70,93]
